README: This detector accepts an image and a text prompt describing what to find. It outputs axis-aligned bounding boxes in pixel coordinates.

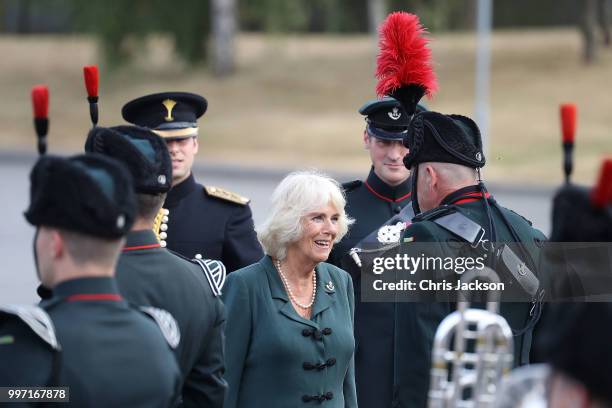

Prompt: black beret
[403,111,485,169]
[550,183,612,242]
[24,154,136,239]
[121,92,207,139]
[536,303,612,403]
[85,125,172,195]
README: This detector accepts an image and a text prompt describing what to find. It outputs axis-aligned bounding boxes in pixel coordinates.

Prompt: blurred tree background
[2,0,609,69]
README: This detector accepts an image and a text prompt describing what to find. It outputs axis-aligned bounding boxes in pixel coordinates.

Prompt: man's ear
[363,131,370,149]
[424,164,437,188]
[50,230,65,260]
[193,137,199,154]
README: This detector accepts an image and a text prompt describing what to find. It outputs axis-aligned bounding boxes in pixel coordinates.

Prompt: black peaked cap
[24,154,136,239]
[403,111,485,169]
[122,92,207,131]
[85,125,172,194]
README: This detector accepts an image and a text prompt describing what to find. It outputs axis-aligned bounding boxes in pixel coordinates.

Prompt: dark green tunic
[393,186,547,407]
[116,230,227,408]
[0,277,181,407]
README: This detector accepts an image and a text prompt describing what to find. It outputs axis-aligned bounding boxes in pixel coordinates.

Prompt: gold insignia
[205,186,249,205]
[162,99,177,122]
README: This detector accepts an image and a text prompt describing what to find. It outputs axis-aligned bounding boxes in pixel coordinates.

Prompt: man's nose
[387,142,404,160]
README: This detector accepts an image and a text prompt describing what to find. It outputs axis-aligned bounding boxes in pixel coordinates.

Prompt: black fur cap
[85,125,172,195]
[403,111,486,169]
[24,154,136,238]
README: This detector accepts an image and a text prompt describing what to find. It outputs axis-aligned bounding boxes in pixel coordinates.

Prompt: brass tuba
[428,267,514,408]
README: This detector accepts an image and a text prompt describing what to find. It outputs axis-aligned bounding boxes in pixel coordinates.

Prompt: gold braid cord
[152,208,165,243]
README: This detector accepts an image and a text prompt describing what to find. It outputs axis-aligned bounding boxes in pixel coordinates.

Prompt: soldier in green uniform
[328,97,414,408]
[392,111,546,407]
[0,154,181,407]
[84,125,227,407]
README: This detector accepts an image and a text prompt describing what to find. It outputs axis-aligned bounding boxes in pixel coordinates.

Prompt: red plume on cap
[560,103,576,144]
[592,158,612,208]
[375,12,438,99]
[31,85,49,119]
[83,65,99,98]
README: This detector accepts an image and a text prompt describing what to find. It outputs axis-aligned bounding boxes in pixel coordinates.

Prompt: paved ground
[0,154,553,304]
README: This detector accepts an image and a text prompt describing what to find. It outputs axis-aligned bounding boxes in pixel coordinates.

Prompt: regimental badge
[140,306,181,349]
[388,107,402,120]
[377,222,406,244]
[162,99,177,122]
[325,281,335,292]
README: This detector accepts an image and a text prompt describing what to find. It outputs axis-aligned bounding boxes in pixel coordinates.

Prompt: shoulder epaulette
[0,304,60,350]
[204,186,249,205]
[342,180,362,193]
[139,306,180,349]
[192,258,227,297]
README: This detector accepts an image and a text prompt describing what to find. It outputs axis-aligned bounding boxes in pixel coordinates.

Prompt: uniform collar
[440,184,492,206]
[364,167,412,203]
[262,255,336,329]
[165,172,198,207]
[51,277,123,302]
[123,230,161,251]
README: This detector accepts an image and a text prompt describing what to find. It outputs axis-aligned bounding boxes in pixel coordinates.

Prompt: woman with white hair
[222,170,357,408]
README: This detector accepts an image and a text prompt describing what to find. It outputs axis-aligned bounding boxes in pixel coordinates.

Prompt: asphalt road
[0,155,553,304]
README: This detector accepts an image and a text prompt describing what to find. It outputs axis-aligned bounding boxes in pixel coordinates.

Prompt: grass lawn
[1,29,610,185]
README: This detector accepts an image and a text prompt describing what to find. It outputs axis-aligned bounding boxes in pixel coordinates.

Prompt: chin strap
[410,165,421,215]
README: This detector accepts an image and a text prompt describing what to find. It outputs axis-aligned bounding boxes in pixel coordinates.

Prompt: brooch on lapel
[325,281,335,293]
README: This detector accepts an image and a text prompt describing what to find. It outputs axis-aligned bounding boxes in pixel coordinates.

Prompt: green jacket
[393,186,546,408]
[222,256,357,408]
[116,230,227,408]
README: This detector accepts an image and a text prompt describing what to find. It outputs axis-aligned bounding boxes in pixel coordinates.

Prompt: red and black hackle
[83,65,99,126]
[375,12,438,115]
[560,103,577,184]
[31,85,49,155]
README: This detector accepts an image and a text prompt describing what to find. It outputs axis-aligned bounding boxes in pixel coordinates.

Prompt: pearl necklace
[275,259,317,309]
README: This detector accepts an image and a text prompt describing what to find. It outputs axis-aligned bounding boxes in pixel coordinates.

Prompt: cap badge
[475,152,483,161]
[162,99,177,122]
[158,175,166,185]
[388,107,402,120]
[116,214,126,229]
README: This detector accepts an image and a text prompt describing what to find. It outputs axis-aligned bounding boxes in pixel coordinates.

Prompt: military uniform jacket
[222,256,357,408]
[29,277,180,407]
[393,185,547,408]
[115,230,227,408]
[163,173,263,272]
[0,305,60,397]
[328,168,412,408]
